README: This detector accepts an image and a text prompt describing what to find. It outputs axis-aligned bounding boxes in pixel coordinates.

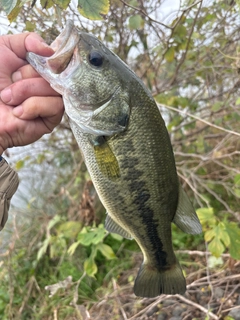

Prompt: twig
[70,272,88,320]
[222,305,240,313]
[112,279,128,320]
[205,243,215,315]
[175,294,219,320]
[18,276,35,316]
[177,250,230,258]
[128,296,167,319]
[168,0,203,86]
[72,271,86,305]
[119,0,171,29]
[188,274,240,289]
[160,104,240,137]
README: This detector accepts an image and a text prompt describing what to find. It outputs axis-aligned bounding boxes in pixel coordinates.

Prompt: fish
[27,20,202,298]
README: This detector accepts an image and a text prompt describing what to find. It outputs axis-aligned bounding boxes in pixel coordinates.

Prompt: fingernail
[1,88,12,103]
[12,105,23,117]
[40,41,51,48]
[40,41,54,54]
[12,71,22,82]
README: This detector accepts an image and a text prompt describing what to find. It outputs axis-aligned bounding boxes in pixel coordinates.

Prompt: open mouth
[46,20,80,74]
[26,20,81,95]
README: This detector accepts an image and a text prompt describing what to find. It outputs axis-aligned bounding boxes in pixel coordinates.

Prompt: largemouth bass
[27,20,202,298]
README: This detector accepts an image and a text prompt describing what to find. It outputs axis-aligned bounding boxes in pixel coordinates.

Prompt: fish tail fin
[133,261,186,298]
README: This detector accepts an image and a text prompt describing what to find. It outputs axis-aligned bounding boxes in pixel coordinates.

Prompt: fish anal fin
[105,214,133,240]
[94,143,120,180]
[173,184,202,235]
[134,261,186,297]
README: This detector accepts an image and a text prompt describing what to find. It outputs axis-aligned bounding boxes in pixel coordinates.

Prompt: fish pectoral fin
[134,261,186,297]
[173,184,202,235]
[105,214,133,240]
[94,143,120,180]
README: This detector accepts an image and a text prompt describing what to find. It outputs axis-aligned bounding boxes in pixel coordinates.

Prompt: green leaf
[224,223,240,260]
[57,221,82,239]
[129,15,144,30]
[196,207,216,226]
[208,235,225,257]
[234,174,240,185]
[78,225,106,246]
[15,160,24,170]
[40,0,54,9]
[47,215,62,231]
[55,0,70,9]
[50,236,66,259]
[236,97,240,105]
[68,240,81,256]
[78,231,96,246]
[173,25,187,45]
[165,47,175,63]
[233,188,240,198]
[7,0,21,22]
[84,256,98,277]
[96,243,116,260]
[1,0,17,15]
[204,228,216,242]
[110,233,123,241]
[205,223,230,257]
[91,227,106,245]
[218,222,230,247]
[78,0,109,20]
[211,102,223,112]
[25,21,36,32]
[37,238,50,261]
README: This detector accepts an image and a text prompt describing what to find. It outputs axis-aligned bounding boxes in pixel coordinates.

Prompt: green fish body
[27,20,202,297]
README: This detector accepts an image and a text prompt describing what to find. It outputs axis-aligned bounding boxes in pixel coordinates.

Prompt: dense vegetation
[0,0,240,319]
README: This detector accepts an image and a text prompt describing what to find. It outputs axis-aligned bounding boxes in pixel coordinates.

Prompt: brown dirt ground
[85,252,240,320]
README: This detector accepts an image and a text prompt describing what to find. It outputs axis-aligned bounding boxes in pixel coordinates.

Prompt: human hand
[0,32,64,155]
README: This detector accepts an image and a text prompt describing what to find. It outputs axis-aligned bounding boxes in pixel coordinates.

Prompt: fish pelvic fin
[105,214,133,240]
[94,143,120,180]
[134,261,186,298]
[173,184,202,235]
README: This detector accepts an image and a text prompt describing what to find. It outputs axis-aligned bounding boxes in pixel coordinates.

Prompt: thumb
[25,33,54,57]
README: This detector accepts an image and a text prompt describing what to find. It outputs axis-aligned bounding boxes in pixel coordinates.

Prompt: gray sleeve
[0,157,19,230]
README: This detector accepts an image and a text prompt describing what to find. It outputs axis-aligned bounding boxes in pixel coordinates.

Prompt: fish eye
[88,51,104,67]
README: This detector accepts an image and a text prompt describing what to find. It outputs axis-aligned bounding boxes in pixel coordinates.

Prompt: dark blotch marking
[88,134,106,147]
[121,140,168,269]
[118,113,129,128]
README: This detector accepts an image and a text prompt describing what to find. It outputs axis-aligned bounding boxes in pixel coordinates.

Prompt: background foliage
[0,0,240,319]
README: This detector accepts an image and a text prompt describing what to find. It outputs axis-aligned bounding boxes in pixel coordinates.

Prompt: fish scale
[27,20,202,298]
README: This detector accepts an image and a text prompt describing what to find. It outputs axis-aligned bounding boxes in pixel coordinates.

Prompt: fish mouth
[26,20,81,94]
[47,20,80,74]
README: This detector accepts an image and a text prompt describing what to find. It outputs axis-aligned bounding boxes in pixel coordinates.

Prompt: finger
[0,33,54,82]
[25,33,54,56]
[12,96,64,129]
[1,33,54,60]
[1,78,60,105]
[12,64,42,82]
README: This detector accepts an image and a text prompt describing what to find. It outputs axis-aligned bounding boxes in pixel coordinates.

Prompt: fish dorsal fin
[94,142,120,180]
[173,184,202,234]
[105,214,133,239]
